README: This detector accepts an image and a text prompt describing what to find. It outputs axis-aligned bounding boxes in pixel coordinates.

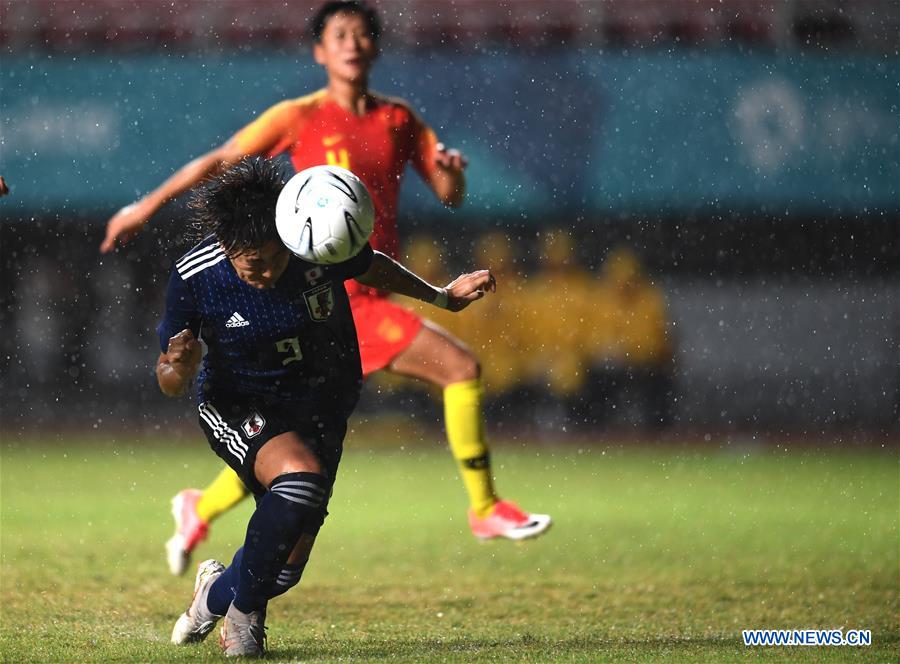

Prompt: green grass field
[1,433,897,662]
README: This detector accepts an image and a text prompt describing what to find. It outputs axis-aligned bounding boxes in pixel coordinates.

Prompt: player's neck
[327,78,370,116]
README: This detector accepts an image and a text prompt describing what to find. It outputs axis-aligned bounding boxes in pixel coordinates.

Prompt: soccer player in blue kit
[157,158,494,657]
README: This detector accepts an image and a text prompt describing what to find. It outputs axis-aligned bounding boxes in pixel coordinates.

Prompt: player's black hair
[189,157,285,255]
[310,1,381,43]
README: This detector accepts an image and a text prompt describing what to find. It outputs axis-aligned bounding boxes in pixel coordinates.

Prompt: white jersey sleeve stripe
[176,245,220,271]
[176,246,225,274]
[179,253,228,280]
[176,243,222,269]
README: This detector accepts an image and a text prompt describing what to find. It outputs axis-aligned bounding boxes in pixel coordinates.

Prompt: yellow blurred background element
[372,232,675,427]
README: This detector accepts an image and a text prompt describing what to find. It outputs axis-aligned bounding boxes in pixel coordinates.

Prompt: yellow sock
[195,466,250,524]
[444,379,498,518]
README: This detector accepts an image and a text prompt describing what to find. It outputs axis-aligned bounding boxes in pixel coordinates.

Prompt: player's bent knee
[448,353,480,383]
[255,432,323,484]
[276,457,322,476]
[432,341,480,384]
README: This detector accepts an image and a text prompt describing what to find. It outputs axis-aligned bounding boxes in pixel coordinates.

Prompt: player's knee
[275,454,322,477]
[443,349,480,384]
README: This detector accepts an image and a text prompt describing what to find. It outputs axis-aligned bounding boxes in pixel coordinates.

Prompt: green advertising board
[2,50,897,218]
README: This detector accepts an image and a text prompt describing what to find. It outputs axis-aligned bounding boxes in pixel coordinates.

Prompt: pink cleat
[468,500,552,541]
[165,489,209,576]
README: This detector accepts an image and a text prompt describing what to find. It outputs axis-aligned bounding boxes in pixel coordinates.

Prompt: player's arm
[156,267,202,396]
[427,142,467,208]
[156,329,202,397]
[355,250,494,312]
[0,176,9,196]
[409,114,467,208]
[100,102,297,253]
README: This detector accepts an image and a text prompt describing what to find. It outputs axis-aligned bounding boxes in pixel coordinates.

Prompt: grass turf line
[1,437,897,662]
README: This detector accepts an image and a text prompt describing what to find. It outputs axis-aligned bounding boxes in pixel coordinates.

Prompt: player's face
[229,241,291,290]
[313,11,377,83]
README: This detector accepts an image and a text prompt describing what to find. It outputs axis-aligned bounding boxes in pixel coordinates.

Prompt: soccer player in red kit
[101,0,551,575]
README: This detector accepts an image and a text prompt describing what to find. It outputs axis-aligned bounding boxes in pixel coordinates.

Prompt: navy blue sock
[232,472,328,613]
[206,547,243,616]
[267,561,306,599]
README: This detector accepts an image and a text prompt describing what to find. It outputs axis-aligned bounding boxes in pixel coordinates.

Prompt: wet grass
[1,435,897,662]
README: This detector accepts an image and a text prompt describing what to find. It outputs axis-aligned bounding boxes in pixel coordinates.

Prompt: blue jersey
[157,237,374,421]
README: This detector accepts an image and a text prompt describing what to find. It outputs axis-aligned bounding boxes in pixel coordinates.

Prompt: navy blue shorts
[197,399,345,526]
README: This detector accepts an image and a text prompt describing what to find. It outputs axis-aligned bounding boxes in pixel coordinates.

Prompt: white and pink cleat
[468,500,552,541]
[165,489,210,576]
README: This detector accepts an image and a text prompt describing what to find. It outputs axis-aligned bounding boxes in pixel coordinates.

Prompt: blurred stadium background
[2,0,897,438]
[2,1,899,661]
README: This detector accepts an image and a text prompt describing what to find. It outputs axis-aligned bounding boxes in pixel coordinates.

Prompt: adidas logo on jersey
[225,312,250,328]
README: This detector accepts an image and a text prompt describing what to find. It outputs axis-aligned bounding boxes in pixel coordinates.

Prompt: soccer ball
[275,165,375,264]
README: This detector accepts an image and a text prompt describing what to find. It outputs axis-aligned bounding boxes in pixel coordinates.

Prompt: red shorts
[350,293,423,376]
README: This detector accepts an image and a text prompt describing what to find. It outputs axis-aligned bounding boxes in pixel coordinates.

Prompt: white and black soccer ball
[275,165,375,264]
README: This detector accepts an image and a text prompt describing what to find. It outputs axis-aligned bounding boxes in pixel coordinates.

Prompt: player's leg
[353,297,495,515]
[165,466,250,576]
[386,320,496,515]
[173,403,326,653]
[197,466,250,523]
[198,530,316,654]
[206,437,338,623]
[352,295,550,540]
[387,320,552,541]
[215,430,328,657]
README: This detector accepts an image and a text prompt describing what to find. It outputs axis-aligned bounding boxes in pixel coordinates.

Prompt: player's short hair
[310,1,381,43]
[189,157,285,255]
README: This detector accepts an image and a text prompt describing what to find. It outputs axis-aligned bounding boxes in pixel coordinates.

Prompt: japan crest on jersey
[241,410,266,438]
[304,283,334,322]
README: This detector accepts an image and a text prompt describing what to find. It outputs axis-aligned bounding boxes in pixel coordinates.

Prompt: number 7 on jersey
[275,337,303,365]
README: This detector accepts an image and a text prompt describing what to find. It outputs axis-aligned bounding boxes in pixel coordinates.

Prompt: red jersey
[234,89,439,297]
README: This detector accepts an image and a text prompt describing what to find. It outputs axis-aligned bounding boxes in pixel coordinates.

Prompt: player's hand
[443,269,496,312]
[434,143,467,173]
[165,329,202,373]
[0,176,9,197]
[100,198,153,253]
